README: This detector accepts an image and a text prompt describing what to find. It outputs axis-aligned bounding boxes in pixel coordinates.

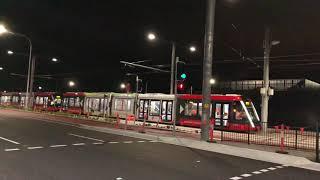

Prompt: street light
[68,81,75,87]
[147,33,156,41]
[7,50,13,55]
[0,67,3,71]
[38,86,42,90]
[52,58,58,62]
[210,78,216,85]
[120,83,126,89]
[0,24,8,34]
[0,24,33,109]
[189,46,196,52]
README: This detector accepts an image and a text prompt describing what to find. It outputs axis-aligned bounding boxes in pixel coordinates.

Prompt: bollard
[156,116,160,129]
[124,115,128,130]
[208,119,216,143]
[115,113,120,129]
[139,114,147,133]
[276,124,288,154]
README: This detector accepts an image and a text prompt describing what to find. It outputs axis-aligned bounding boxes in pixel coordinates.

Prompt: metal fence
[212,122,319,161]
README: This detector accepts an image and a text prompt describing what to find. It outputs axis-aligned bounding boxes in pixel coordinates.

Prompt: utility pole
[170,42,176,94]
[28,56,36,108]
[135,75,139,93]
[201,0,216,141]
[261,27,271,133]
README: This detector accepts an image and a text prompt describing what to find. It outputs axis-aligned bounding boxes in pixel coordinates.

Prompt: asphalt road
[0,110,319,180]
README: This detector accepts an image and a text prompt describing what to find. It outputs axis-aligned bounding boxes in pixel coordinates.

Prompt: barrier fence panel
[219,122,318,152]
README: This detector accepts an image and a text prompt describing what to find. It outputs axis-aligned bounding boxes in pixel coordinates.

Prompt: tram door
[161,100,173,122]
[138,99,149,119]
[214,103,230,127]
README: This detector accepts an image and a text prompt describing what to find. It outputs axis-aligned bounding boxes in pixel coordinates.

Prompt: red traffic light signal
[178,83,184,90]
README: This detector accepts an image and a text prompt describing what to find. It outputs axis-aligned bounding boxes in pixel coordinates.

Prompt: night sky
[1,0,320,93]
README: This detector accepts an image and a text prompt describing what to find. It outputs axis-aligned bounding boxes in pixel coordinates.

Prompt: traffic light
[180,73,187,79]
[178,82,184,90]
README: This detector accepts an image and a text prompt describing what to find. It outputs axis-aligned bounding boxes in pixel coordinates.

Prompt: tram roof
[178,94,242,101]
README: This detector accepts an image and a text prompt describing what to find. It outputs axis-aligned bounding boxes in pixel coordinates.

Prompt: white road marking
[68,133,104,142]
[123,141,133,143]
[149,140,158,142]
[260,169,269,172]
[241,174,252,177]
[72,143,85,146]
[93,142,104,145]
[0,136,20,145]
[276,166,284,168]
[108,141,119,144]
[27,146,44,150]
[50,144,67,148]
[115,177,123,180]
[252,171,262,174]
[268,167,276,170]
[196,160,201,163]
[4,148,20,152]
[137,140,145,143]
[229,176,242,180]
[282,164,290,167]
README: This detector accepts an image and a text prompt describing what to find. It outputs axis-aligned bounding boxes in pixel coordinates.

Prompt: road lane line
[108,141,119,144]
[0,136,20,145]
[123,141,133,143]
[276,166,284,168]
[72,143,86,146]
[268,167,276,170]
[149,140,158,143]
[4,148,20,152]
[50,145,67,148]
[137,140,145,143]
[68,133,104,142]
[27,146,44,150]
[252,171,262,174]
[93,142,104,145]
[259,169,269,172]
[229,176,242,180]
[241,174,251,177]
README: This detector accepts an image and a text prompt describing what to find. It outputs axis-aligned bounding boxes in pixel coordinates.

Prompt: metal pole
[201,0,216,141]
[174,57,179,95]
[24,36,32,109]
[145,81,148,93]
[29,56,36,108]
[170,42,176,94]
[136,75,139,93]
[261,27,271,133]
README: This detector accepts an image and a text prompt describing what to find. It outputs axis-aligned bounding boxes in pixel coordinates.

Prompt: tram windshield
[234,101,260,123]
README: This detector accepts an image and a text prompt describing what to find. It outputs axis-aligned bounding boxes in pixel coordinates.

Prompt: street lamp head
[0,67,3,71]
[271,40,280,46]
[7,50,13,55]
[52,58,58,62]
[120,83,126,89]
[68,81,75,87]
[189,46,196,52]
[210,78,216,85]
[0,24,8,35]
[38,86,42,90]
[147,33,156,41]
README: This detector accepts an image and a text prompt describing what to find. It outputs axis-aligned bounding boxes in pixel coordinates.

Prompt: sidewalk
[1,108,320,172]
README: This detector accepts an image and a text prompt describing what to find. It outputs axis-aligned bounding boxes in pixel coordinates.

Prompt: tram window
[69,98,75,107]
[39,97,44,105]
[74,97,82,107]
[215,104,221,119]
[198,103,203,116]
[127,99,132,111]
[100,99,105,112]
[161,101,167,115]
[223,104,229,119]
[234,102,247,120]
[185,101,198,116]
[90,98,99,111]
[167,101,172,115]
[115,99,124,111]
[150,100,160,116]
[139,100,144,113]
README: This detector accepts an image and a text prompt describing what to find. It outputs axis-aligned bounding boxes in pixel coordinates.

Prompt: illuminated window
[184,101,198,116]
[150,100,160,116]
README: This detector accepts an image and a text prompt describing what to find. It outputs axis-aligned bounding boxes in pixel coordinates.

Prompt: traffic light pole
[201,0,216,141]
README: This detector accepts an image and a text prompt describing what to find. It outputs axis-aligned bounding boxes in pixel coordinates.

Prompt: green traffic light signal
[180,73,187,79]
